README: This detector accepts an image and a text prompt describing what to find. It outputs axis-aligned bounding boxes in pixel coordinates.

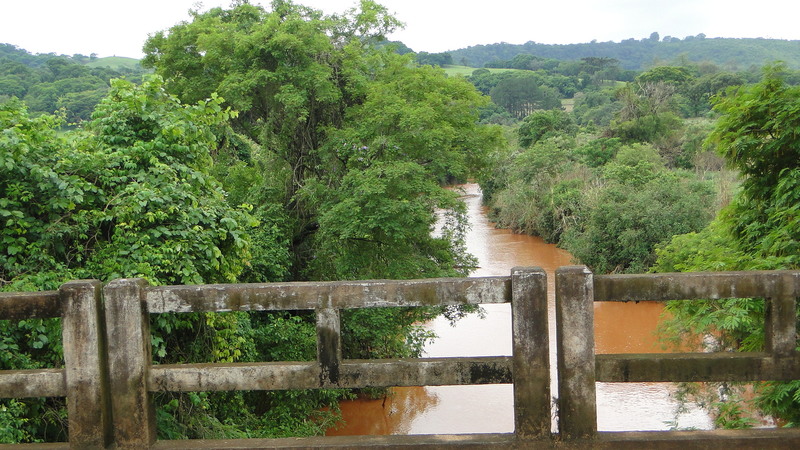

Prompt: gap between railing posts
[555,267,800,446]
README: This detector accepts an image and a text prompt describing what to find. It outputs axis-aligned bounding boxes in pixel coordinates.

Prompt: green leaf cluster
[1,76,259,442]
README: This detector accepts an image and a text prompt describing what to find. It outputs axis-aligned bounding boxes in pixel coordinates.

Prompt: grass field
[441,65,524,77]
[86,56,143,70]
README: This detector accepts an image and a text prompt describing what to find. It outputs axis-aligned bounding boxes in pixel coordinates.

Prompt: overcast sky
[1,0,796,58]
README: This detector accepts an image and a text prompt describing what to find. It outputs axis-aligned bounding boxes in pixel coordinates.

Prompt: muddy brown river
[327,184,711,435]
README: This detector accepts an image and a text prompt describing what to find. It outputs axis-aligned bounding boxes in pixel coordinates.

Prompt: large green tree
[142,0,399,201]
[489,74,562,120]
[141,0,498,281]
[517,109,577,148]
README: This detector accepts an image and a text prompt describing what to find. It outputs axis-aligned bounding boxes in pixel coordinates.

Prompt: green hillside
[0,44,149,122]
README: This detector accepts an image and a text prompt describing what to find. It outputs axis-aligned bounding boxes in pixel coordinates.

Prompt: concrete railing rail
[2,267,800,449]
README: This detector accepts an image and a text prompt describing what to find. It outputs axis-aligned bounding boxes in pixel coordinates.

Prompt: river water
[327,183,711,435]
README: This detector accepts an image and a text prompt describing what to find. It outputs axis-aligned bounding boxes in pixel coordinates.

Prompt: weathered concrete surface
[148,357,513,392]
[0,290,61,320]
[5,429,800,450]
[104,278,156,448]
[594,428,800,449]
[0,368,65,398]
[511,267,550,438]
[149,428,800,449]
[145,277,512,313]
[0,443,70,449]
[556,265,597,440]
[597,352,800,382]
[765,294,797,357]
[60,279,112,449]
[594,270,800,302]
[5,268,800,448]
[316,308,341,385]
[152,433,520,449]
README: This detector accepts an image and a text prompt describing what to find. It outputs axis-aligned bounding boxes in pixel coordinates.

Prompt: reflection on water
[327,387,437,435]
[327,184,711,436]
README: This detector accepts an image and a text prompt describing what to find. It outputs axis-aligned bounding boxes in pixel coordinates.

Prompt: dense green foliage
[1,77,253,289]
[653,66,800,426]
[480,57,800,429]
[1,78,263,441]
[480,59,726,275]
[470,31,800,430]
[564,145,715,273]
[485,135,717,274]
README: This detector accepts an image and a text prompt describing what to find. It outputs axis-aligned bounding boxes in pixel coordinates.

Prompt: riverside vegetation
[2,0,800,442]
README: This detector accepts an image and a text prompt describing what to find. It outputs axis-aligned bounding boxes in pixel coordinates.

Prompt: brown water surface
[327,184,710,436]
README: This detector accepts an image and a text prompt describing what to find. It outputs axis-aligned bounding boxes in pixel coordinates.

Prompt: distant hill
[448,36,800,70]
[0,43,145,71]
[0,43,149,122]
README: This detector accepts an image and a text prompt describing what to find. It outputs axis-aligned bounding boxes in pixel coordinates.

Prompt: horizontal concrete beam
[0,368,66,398]
[145,277,512,313]
[594,270,800,302]
[153,433,519,449]
[596,353,800,382]
[595,428,800,449]
[150,428,800,449]
[0,290,61,320]
[148,357,513,392]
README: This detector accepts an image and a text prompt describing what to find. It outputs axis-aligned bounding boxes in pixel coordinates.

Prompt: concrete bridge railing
[1,267,800,449]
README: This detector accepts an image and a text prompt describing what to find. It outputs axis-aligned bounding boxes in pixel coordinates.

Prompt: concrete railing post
[511,267,550,438]
[59,279,112,448]
[555,266,597,440]
[765,273,798,358]
[103,278,156,448]
[317,308,342,386]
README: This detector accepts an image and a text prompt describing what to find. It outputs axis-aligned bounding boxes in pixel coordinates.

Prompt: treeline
[448,34,800,70]
[0,43,148,123]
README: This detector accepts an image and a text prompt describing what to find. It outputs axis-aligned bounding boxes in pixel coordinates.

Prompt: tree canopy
[142,0,500,280]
